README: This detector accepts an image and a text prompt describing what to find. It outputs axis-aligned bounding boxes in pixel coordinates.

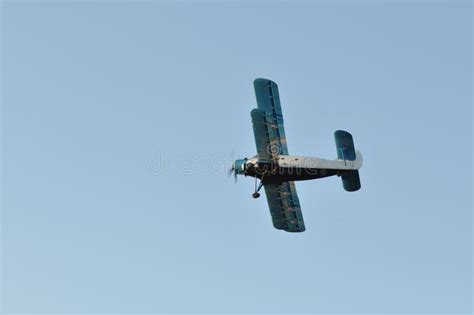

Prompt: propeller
[228,151,238,183]
[228,163,237,183]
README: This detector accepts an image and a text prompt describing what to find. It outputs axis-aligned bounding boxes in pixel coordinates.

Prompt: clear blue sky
[1,1,472,313]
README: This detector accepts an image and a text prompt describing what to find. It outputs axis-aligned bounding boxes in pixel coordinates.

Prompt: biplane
[230,78,363,232]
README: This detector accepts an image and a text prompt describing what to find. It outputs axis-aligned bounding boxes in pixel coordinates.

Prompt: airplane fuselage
[236,153,363,184]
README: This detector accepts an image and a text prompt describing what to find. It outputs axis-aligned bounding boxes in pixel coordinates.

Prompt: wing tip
[284,225,306,233]
[254,77,276,87]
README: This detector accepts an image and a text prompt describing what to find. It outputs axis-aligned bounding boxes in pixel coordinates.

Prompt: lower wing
[264,181,305,232]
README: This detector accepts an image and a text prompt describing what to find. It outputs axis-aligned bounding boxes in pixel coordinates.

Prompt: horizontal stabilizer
[334,130,356,161]
[341,170,361,192]
[334,130,362,192]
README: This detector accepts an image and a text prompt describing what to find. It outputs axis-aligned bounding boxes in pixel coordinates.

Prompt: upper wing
[251,78,288,162]
[264,181,305,232]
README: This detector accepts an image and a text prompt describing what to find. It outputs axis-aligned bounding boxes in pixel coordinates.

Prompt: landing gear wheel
[252,192,260,199]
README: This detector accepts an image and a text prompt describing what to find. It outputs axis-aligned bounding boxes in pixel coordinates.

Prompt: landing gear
[252,174,264,199]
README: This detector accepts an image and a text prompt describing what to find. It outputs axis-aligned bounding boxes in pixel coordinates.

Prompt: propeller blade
[228,163,238,183]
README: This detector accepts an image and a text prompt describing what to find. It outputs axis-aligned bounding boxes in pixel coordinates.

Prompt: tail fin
[334,130,361,192]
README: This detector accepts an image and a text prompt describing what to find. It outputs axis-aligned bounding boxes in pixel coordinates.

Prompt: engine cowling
[233,159,247,175]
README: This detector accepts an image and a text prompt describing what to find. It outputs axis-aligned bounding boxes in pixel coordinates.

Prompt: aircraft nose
[234,159,248,174]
